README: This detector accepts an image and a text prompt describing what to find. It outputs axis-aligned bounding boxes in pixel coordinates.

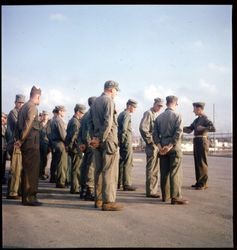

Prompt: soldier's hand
[14,140,21,149]
[197,125,206,131]
[79,144,86,152]
[90,137,100,148]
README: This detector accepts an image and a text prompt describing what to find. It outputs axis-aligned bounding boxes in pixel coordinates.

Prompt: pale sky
[2,5,232,135]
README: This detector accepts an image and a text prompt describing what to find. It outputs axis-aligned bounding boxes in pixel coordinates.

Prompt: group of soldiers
[1,80,216,211]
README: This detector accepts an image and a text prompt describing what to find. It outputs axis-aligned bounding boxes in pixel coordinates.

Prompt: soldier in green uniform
[153,95,188,205]
[117,99,137,191]
[65,104,86,194]
[50,105,68,188]
[139,97,164,198]
[39,110,50,180]
[47,108,58,183]
[15,86,42,206]
[90,80,123,211]
[183,102,216,190]
[78,96,97,201]
[2,112,8,184]
[6,94,25,199]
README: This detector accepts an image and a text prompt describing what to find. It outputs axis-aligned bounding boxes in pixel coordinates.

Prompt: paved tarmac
[2,153,233,248]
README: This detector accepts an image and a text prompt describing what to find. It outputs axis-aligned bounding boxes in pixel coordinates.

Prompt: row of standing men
[2,80,215,210]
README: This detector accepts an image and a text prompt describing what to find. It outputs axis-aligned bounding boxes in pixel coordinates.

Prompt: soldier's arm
[120,112,130,144]
[19,105,36,144]
[171,115,183,146]
[152,118,161,146]
[183,121,194,134]
[58,119,67,142]
[200,117,216,133]
[101,99,113,142]
[139,111,153,144]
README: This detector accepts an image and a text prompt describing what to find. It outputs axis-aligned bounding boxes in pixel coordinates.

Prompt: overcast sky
[2,5,232,135]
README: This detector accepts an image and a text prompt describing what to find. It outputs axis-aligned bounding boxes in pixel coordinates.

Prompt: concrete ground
[2,153,233,248]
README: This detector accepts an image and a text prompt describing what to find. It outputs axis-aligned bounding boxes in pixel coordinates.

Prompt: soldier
[39,110,50,180]
[50,105,68,188]
[47,108,58,183]
[78,96,97,201]
[2,112,8,184]
[117,99,138,191]
[90,80,123,211]
[6,94,25,156]
[183,102,216,190]
[153,95,188,205]
[14,85,42,206]
[6,94,25,199]
[139,97,164,198]
[65,104,86,194]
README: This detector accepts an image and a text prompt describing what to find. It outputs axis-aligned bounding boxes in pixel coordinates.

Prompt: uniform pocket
[105,139,118,155]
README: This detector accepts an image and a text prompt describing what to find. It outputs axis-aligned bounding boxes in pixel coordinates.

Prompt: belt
[194,135,207,138]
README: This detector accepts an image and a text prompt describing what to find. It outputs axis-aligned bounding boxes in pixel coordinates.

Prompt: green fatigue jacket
[139,108,158,145]
[6,108,19,155]
[183,115,216,136]
[153,107,183,149]
[91,93,118,146]
[117,110,132,148]
[16,100,41,203]
[65,115,81,154]
[78,111,92,146]
[40,120,51,146]
[50,116,66,144]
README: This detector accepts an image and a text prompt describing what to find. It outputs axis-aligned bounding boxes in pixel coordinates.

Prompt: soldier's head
[2,112,7,125]
[104,80,120,99]
[74,104,86,118]
[153,97,164,112]
[41,110,49,122]
[166,95,178,109]
[192,102,205,116]
[30,85,42,106]
[126,99,137,113]
[55,105,66,118]
[88,96,97,107]
[14,94,25,110]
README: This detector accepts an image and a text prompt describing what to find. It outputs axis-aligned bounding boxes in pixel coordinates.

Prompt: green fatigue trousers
[93,143,119,203]
[7,147,22,197]
[39,142,49,177]
[160,149,183,201]
[145,143,160,196]
[193,137,209,187]
[118,144,133,187]
[54,142,68,186]
[50,148,57,182]
[68,151,83,193]
[21,146,40,204]
[80,147,95,194]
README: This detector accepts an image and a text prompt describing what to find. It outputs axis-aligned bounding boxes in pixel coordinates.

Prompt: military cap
[74,104,86,114]
[104,80,120,91]
[30,85,42,96]
[193,102,205,109]
[166,95,178,103]
[15,94,25,103]
[42,110,49,115]
[55,105,66,112]
[154,97,164,106]
[127,99,138,108]
[2,112,7,118]
[88,96,97,106]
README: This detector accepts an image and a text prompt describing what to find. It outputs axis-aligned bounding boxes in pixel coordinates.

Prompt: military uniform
[153,96,184,203]
[78,108,95,199]
[139,108,160,196]
[65,106,85,194]
[39,113,50,179]
[6,94,25,198]
[50,107,68,188]
[183,102,216,189]
[16,97,41,204]
[2,113,8,184]
[90,92,119,205]
[117,109,133,189]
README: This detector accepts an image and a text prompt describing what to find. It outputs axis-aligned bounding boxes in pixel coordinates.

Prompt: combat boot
[95,200,103,208]
[102,202,124,211]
